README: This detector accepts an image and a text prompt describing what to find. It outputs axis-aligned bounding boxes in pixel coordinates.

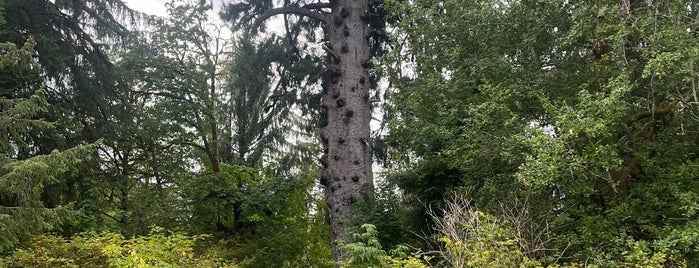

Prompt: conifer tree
[0,37,98,253]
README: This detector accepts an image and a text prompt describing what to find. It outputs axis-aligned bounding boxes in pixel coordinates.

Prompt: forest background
[0,0,698,267]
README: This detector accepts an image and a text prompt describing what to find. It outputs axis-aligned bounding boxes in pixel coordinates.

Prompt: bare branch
[253,6,327,29]
[100,210,125,224]
[322,43,340,61]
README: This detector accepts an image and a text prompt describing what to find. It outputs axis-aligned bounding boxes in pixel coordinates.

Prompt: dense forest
[1,0,698,267]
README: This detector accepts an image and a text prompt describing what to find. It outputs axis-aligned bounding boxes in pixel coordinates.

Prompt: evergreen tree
[0,0,153,236]
[0,37,98,253]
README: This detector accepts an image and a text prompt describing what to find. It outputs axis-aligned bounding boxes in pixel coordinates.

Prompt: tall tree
[125,0,312,235]
[0,0,149,234]
[0,0,149,246]
[118,0,234,235]
[0,37,98,253]
[224,0,382,260]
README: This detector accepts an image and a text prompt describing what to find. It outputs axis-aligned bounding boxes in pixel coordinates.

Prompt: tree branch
[254,6,327,29]
[133,90,195,105]
[304,3,331,10]
[628,103,676,123]
[100,210,125,224]
[182,141,207,152]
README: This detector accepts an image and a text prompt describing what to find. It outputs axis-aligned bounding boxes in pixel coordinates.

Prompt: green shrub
[1,228,236,267]
[340,224,430,268]
[432,197,578,268]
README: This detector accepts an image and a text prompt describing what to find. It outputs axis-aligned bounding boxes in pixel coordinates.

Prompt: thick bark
[320,0,374,260]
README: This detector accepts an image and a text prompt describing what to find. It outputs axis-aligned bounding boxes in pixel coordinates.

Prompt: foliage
[340,224,429,268]
[351,180,412,251]
[216,165,333,268]
[432,197,556,268]
[385,0,699,266]
[234,205,332,268]
[0,0,156,242]
[0,228,236,267]
[0,0,145,146]
[127,0,231,173]
[0,37,99,253]
[341,224,389,267]
[0,143,98,253]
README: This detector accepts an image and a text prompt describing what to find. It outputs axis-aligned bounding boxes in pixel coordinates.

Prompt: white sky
[125,0,169,17]
[125,0,232,20]
[124,0,285,34]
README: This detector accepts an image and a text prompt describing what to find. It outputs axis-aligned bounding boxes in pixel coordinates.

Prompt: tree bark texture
[320,0,374,260]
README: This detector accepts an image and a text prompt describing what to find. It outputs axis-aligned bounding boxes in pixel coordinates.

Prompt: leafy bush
[429,196,699,267]
[432,199,545,268]
[0,228,236,267]
[340,224,430,268]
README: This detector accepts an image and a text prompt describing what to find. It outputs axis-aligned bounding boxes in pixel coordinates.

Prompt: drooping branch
[304,2,332,10]
[253,6,327,29]
[133,90,194,105]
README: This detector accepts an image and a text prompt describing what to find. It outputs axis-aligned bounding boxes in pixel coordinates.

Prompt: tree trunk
[321,0,374,260]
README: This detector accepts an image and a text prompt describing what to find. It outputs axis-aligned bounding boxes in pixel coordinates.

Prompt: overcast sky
[125,0,230,18]
[124,0,169,17]
[123,0,285,35]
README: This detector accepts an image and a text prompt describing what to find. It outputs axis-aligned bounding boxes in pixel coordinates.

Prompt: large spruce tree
[223,0,380,260]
